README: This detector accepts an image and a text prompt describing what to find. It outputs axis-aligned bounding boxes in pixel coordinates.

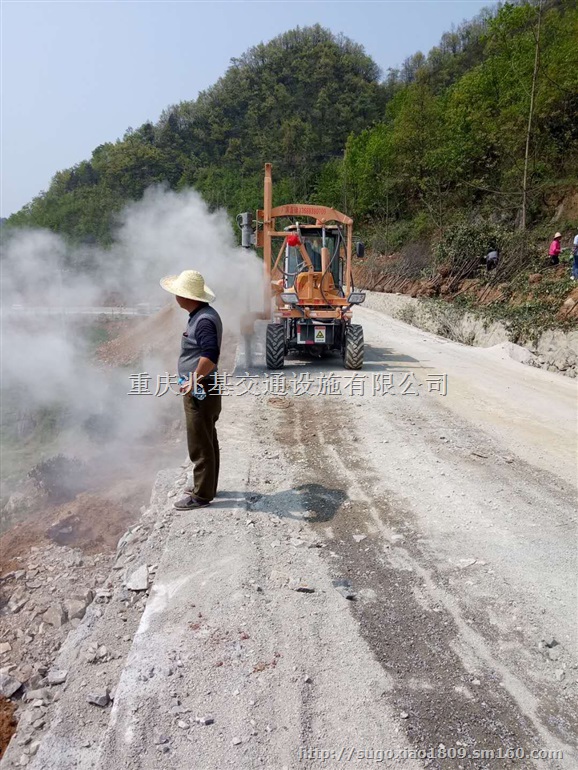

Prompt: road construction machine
[238,163,366,370]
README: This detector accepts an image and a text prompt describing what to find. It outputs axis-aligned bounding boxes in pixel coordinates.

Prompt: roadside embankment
[362,291,578,378]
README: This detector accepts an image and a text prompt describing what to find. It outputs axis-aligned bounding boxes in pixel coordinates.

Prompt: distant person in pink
[548,232,562,265]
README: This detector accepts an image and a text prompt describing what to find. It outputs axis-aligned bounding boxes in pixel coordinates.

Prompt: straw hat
[554,232,562,238]
[160,270,215,303]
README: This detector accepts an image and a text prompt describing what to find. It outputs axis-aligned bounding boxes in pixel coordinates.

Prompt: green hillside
[7,2,578,258]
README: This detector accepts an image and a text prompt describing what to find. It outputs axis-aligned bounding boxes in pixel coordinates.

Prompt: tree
[521,0,544,230]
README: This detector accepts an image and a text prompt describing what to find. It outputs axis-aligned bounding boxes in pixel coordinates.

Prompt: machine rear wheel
[343,324,364,370]
[266,323,285,369]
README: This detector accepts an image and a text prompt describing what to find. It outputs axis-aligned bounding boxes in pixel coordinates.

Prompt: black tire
[266,323,285,369]
[343,324,364,370]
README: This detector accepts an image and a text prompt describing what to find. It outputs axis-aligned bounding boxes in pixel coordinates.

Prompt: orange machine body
[240,163,365,369]
[255,163,355,323]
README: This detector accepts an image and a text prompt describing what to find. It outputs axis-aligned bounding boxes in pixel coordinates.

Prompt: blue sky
[1,0,490,217]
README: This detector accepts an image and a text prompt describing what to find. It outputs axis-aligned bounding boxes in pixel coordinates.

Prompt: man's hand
[179,359,215,398]
[195,356,217,382]
[179,377,207,400]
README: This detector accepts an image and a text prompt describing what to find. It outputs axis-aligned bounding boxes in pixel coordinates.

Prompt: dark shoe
[173,495,210,510]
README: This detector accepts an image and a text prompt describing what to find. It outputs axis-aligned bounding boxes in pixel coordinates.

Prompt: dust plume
[0,186,263,512]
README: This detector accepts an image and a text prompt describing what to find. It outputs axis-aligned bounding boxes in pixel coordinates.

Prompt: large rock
[288,577,315,593]
[17,670,42,689]
[116,529,138,555]
[87,688,110,707]
[24,688,52,704]
[8,588,28,614]
[557,289,578,321]
[64,598,88,620]
[125,565,149,592]
[43,604,67,627]
[551,350,574,370]
[71,588,94,605]
[47,669,68,685]
[0,672,22,697]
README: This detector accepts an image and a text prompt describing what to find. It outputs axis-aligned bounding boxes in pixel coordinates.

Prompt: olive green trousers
[183,392,222,503]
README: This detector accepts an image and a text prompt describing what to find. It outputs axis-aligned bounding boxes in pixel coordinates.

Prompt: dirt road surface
[2,302,576,770]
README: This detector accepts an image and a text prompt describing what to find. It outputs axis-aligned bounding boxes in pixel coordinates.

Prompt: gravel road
[4,302,576,770]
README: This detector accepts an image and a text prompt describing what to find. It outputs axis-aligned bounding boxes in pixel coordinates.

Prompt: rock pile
[0,542,112,756]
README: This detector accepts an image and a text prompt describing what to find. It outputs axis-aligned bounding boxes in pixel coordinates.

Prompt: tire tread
[344,324,364,370]
[266,324,285,369]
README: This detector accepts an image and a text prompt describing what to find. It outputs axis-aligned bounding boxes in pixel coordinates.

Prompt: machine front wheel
[343,324,364,370]
[266,323,285,369]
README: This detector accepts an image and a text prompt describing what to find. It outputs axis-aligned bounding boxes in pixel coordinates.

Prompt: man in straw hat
[160,270,223,509]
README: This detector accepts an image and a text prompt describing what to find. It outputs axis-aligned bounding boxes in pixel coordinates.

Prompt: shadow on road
[363,343,421,369]
[210,483,347,523]
[272,345,423,373]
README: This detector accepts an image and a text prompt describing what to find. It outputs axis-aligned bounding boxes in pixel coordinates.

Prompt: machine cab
[283,225,344,296]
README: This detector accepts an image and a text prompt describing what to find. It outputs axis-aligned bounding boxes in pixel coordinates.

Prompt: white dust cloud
[0,185,264,485]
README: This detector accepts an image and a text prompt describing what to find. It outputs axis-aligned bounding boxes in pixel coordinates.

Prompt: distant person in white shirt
[573,233,578,281]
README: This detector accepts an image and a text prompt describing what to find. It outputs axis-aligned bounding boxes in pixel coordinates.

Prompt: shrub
[29,454,88,504]
[433,222,541,280]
